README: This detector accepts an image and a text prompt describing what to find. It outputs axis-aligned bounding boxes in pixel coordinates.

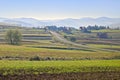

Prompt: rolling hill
[0,17,120,28]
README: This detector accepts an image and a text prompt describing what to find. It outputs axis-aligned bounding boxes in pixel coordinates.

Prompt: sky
[0,0,120,20]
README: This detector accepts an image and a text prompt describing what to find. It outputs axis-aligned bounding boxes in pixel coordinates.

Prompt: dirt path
[50,31,92,49]
[50,31,119,52]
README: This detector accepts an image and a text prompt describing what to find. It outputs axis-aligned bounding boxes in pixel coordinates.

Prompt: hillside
[0,17,120,28]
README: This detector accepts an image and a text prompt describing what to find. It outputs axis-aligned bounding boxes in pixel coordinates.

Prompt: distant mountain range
[0,17,120,28]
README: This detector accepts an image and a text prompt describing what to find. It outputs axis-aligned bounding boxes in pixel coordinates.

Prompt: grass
[91,29,120,33]
[0,60,120,75]
[23,34,51,37]
[0,45,120,60]
[88,44,120,49]
[0,28,120,79]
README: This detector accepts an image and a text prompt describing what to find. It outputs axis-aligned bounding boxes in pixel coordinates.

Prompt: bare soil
[0,71,120,80]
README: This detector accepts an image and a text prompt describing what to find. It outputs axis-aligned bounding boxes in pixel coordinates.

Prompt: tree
[80,27,91,33]
[70,37,76,42]
[5,29,22,45]
[64,35,67,38]
[97,32,108,39]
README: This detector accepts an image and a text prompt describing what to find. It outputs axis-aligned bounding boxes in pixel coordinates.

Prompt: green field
[0,45,120,60]
[0,60,120,75]
[0,28,120,60]
[91,29,120,33]
[0,27,120,79]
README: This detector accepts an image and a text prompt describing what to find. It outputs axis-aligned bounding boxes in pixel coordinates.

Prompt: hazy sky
[0,0,120,20]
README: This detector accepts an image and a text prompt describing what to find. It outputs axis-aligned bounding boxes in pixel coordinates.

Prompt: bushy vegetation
[97,32,108,38]
[70,37,76,42]
[30,56,41,61]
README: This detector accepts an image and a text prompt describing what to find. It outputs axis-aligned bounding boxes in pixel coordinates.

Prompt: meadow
[0,27,120,79]
[0,45,120,60]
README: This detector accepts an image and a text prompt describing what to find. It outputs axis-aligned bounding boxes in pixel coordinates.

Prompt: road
[50,31,87,47]
[50,31,119,52]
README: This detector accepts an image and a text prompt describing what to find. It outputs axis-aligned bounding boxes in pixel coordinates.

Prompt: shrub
[97,32,108,39]
[112,56,120,59]
[70,37,76,42]
[64,35,67,38]
[30,56,40,61]
[0,57,2,60]
[45,57,51,60]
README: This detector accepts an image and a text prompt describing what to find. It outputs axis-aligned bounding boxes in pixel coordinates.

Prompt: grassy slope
[0,60,120,75]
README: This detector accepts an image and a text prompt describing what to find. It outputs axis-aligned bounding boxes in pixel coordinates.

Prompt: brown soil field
[0,71,120,80]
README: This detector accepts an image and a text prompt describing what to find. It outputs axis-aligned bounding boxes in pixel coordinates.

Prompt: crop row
[0,60,120,75]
